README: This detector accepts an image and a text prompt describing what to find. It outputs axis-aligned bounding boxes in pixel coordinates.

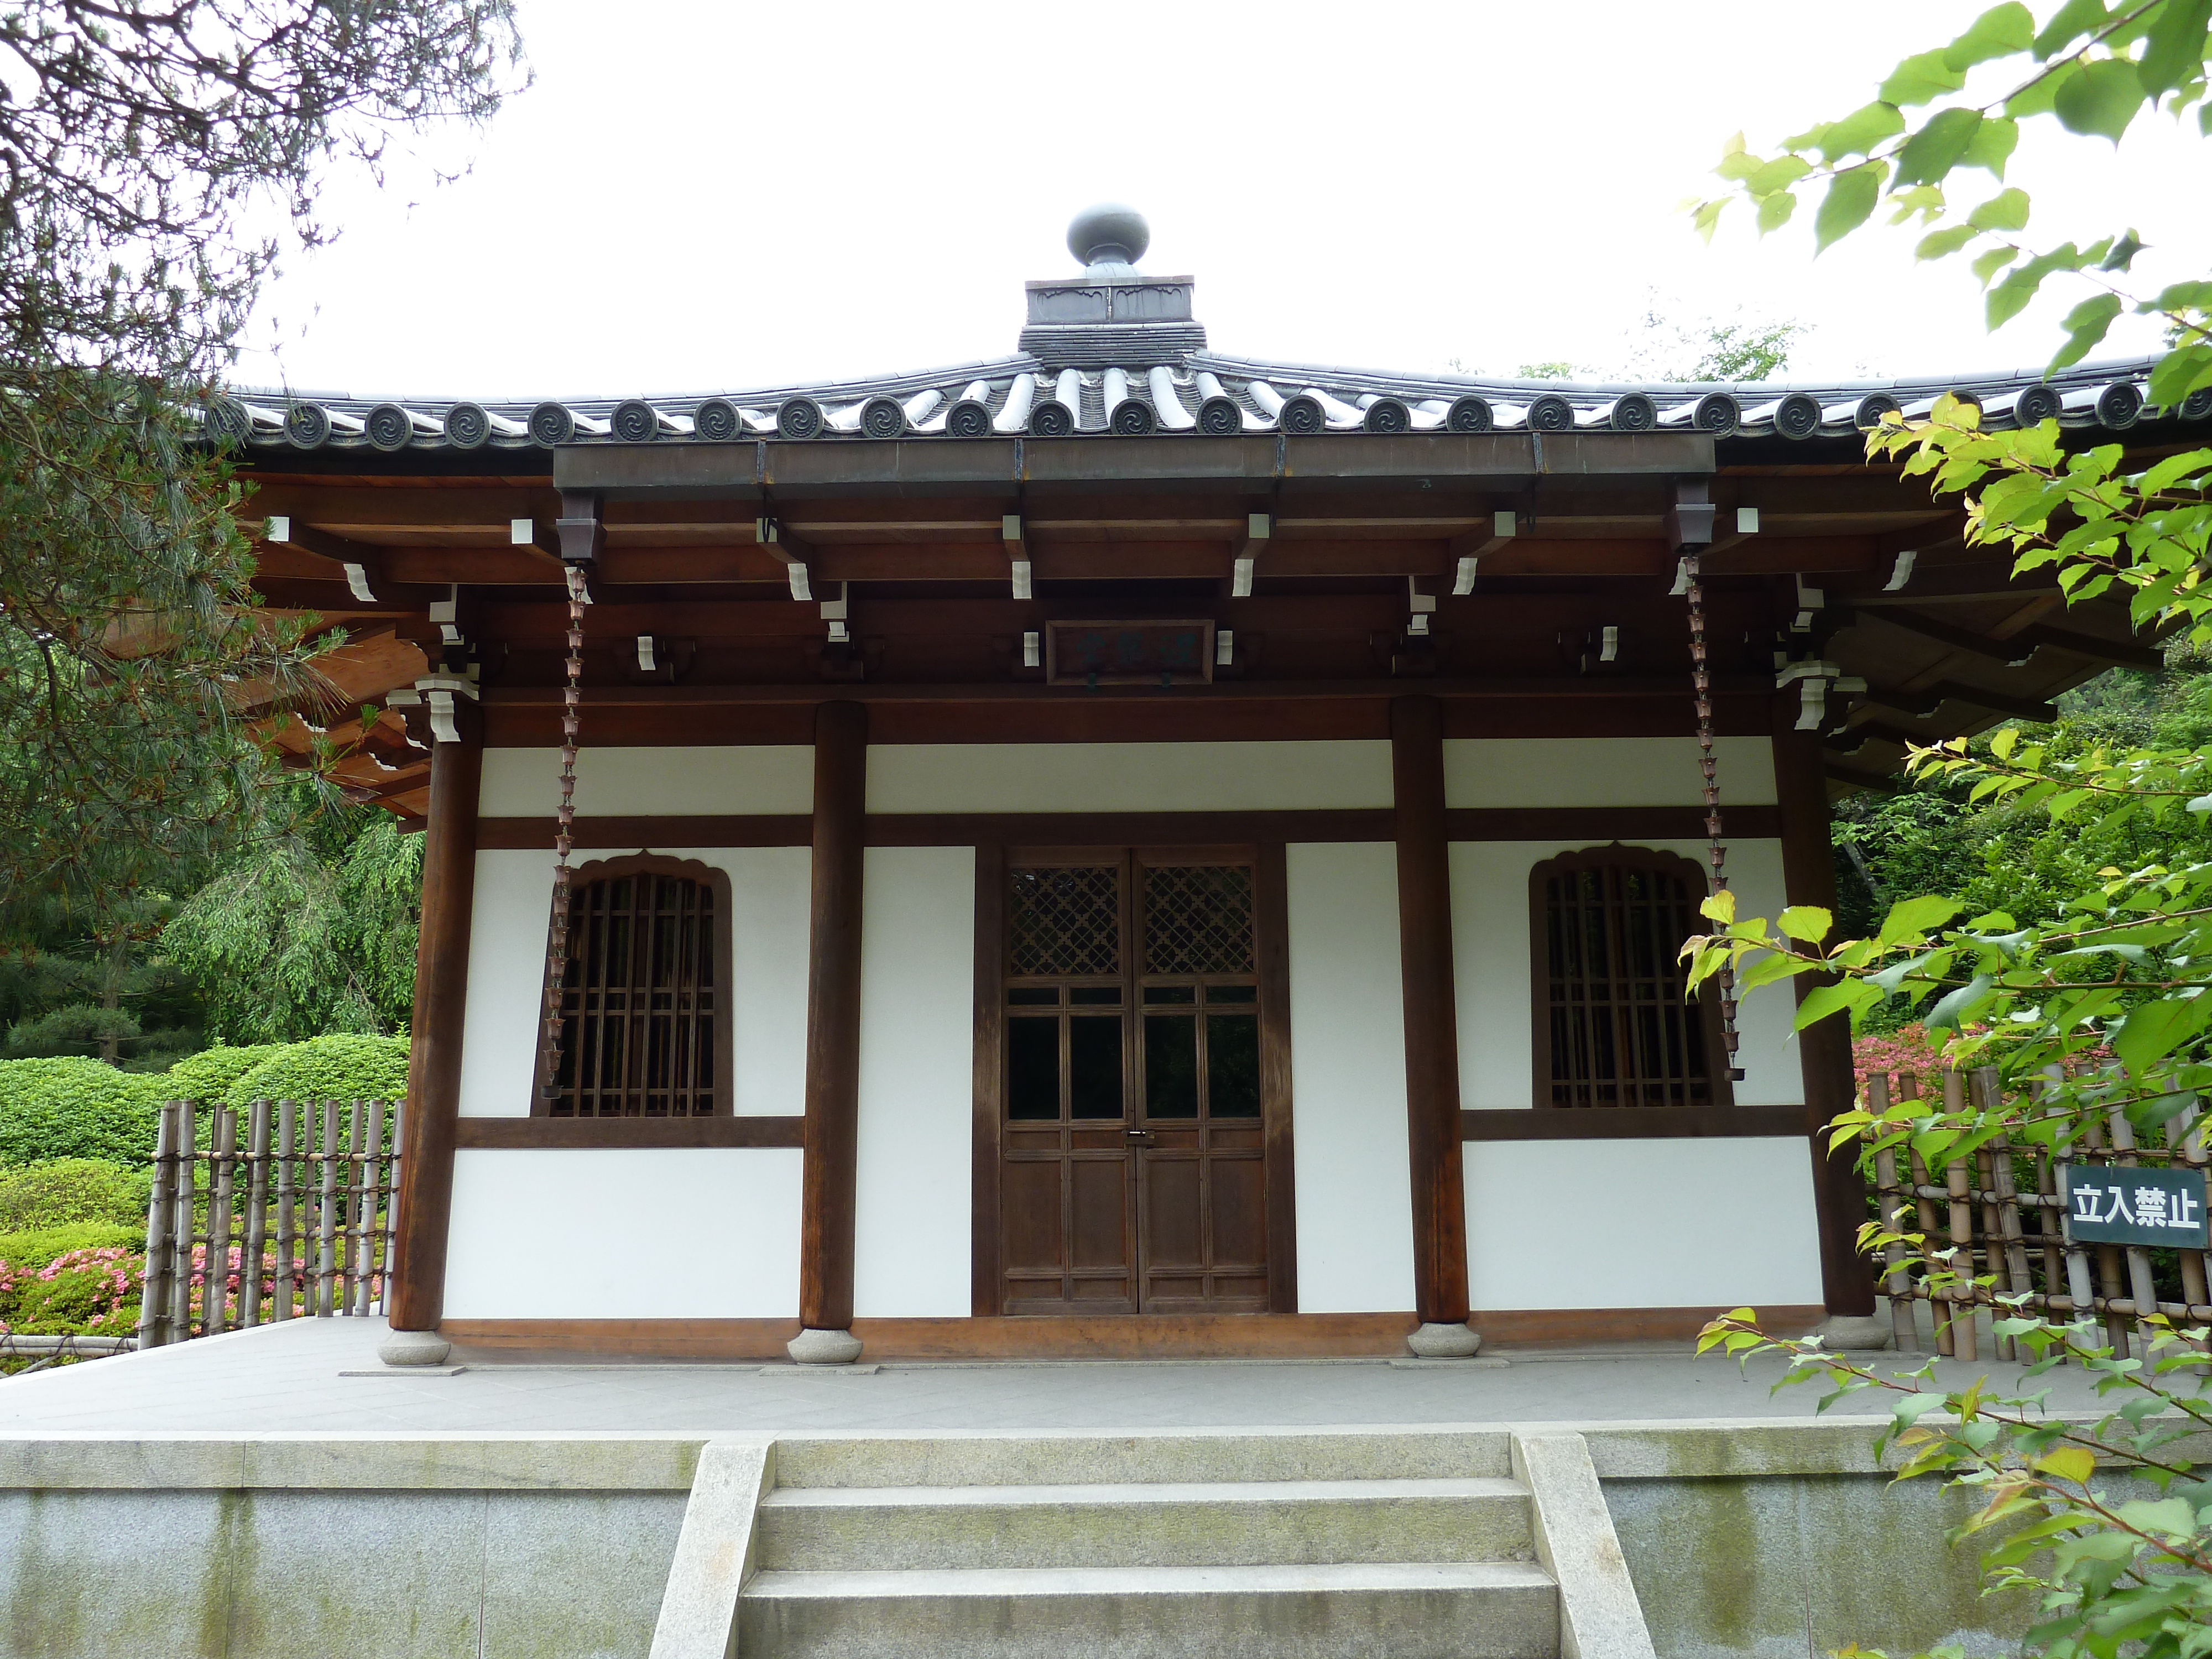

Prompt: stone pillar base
[787,1327,863,1365]
[378,1329,453,1368]
[1406,1321,1484,1359]
[1811,1314,1893,1352]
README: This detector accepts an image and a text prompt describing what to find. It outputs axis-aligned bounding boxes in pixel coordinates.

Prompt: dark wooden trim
[1460,1106,1819,1140]
[389,716,482,1332]
[1445,805,1781,842]
[1391,696,1470,1325]
[1526,843,1736,1112]
[889,811,1389,846]
[1470,1304,1826,1347]
[1254,841,1299,1315]
[526,852,734,1117]
[800,700,868,1332]
[479,815,811,849]
[455,1115,805,1149]
[438,1305,1826,1360]
[477,804,1783,853]
[970,842,1007,1317]
[1772,700,1879,1317]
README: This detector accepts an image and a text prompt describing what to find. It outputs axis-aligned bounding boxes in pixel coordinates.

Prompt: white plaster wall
[478,747,814,817]
[868,741,1394,813]
[443,1147,802,1318]
[1449,838,1802,1110]
[1285,842,1417,1313]
[852,846,976,1318]
[1463,1138,1825,1310]
[456,846,811,1118]
[1443,737,1776,807]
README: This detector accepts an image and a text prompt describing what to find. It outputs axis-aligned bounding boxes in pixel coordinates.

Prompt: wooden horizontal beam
[1460,1106,1818,1139]
[453,1117,805,1149]
[473,804,1785,852]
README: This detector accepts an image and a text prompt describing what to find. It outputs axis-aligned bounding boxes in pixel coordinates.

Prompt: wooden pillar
[799,700,868,1333]
[1391,695,1471,1324]
[1770,702,1879,1316]
[388,709,482,1332]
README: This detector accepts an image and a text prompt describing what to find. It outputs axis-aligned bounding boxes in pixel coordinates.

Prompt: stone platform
[0,1317,2085,1658]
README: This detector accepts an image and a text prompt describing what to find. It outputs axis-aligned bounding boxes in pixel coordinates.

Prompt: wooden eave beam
[1859,604,2162,670]
[1860,678,2059,724]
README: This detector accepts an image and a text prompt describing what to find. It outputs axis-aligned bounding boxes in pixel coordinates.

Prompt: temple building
[226,205,2174,1363]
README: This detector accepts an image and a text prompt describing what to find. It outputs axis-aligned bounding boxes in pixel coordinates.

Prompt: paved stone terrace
[0,1316,2117,1436]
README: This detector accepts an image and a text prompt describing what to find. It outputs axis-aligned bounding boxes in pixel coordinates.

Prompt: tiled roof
[213,206,2198,454]
[215,349,2189,455]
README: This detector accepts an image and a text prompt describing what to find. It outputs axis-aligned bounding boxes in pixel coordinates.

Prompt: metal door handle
[1125,1128,1153,1142]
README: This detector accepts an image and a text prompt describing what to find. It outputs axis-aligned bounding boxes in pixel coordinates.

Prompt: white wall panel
[1285,843,1417,1313]
[1449,838,1802,1111]
[478,747,814,817]
[1443,737,1776,808]
[852,846,976,1318]
[457,846,811,1118]
[444,1147,801,1318]
[1464,1138,1824,1310]
[868,741,1394,813]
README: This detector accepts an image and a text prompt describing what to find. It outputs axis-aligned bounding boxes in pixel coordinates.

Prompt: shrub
[0,1057,161,1164]
[0,1221,143,1268]
[0,1244,142,1335]
[0,1159,151,1233]
[221,1034,408,1107]
[158,1044,283,1104]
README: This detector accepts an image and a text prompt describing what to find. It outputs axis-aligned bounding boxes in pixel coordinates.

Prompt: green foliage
[0,1238,143,1337]
[218,1035,409,1108]
[157,1044,283,1105]
[0,1222,142,1268]
[1691,0,2212,385]
[161,807,421,1044]
[0,1159,150,1233]
[1515,361,1577,380]
[0,1058,159,1164]
[1689,7,2212,1650]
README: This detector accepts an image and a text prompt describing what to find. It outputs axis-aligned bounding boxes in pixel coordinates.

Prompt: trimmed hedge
[0,1058,161,1165]
[0,1221,141,1269]
[219,1035,408,1108]
[0,1159,152,1233]
[161,1044,284,1105]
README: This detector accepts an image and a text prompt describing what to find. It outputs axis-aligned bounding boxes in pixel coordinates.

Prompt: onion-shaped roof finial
[1068,203,1150,270]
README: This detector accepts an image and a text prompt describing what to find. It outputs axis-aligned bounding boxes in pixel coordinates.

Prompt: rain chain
[537,564,589,1099]
[1683,551,1745,1081]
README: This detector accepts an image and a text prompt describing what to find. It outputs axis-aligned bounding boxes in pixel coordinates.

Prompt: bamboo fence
[1867,1065,2212,1361]
[133,1099,405,1350]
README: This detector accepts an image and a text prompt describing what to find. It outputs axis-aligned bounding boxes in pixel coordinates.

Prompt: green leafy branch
[1687,1,2212,394]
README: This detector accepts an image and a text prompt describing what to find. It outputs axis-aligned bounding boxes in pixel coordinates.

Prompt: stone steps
[756,1474,1534,1570]
[649,1429,1655,1659]
[737,1559,1561,1659]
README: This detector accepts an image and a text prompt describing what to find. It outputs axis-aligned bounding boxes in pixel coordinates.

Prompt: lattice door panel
[1142,864,1255,977]
[1545,863,1711,1108]
[1009,865,1122,978]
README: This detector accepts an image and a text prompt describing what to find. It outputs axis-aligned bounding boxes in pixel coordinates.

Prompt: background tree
[0,1,526,931]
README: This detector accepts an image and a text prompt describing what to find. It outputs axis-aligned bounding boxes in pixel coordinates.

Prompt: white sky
[236,0,2206,399]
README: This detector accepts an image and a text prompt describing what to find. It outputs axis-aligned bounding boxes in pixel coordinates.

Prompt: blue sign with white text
[2059,1164,2210,1250]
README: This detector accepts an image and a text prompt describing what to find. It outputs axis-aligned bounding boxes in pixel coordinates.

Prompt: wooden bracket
[1230,512,1271,597]
[261,516,389,603]
[1448,510,1515,594]
[757,515,813,600]
[1003,514,1031,600]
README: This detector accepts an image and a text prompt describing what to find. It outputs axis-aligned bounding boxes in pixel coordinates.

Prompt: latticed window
[1534,849,1724,1109]
[539,857,728,1118]
[1143,864,1254,977]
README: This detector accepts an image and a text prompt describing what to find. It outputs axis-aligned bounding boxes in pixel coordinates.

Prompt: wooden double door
[992,848,1282,1315]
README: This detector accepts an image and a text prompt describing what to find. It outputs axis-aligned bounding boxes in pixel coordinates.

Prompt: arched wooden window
[531,854,733,1118]
[1530,845,1731,1109]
